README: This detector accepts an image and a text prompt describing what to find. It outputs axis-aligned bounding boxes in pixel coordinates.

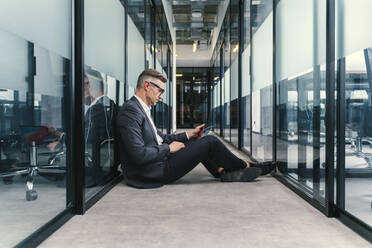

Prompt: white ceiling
[176,44,211,67]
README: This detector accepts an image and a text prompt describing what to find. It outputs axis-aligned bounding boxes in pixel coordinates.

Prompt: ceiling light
[192,12,202,18]
[176,74,183,77]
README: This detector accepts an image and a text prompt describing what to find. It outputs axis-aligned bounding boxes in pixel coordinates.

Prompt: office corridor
[40,135,370,248]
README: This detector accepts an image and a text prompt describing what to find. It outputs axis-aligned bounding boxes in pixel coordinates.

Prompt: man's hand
[187,124,205,139]
[169,141,185,153]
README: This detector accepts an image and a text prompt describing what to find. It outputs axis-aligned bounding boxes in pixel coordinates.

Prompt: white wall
[0,0,71,59]
[230,58,239,100]
[85,0,125,82]
[337,0,372,59]
[252,12,273,91]
[0,30,28,92]
[127,15,145,98]
[276,0,326,81]
[242,46,251,97]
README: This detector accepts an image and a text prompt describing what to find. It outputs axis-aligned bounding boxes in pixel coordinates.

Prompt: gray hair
[136,69,167,89]
[85,68,105,96]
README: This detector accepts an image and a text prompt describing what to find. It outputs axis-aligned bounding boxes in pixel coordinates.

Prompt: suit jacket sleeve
[118,105,170,166]
[157,130,188,144]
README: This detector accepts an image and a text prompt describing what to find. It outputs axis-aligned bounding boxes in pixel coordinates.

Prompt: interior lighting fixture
[214,76,219,81]
[233,44,239,53]
[176,73,183,77]
[192,41,197,53]
[192,12,202,18]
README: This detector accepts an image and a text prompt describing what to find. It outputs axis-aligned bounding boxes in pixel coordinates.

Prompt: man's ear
[144,81,150,91]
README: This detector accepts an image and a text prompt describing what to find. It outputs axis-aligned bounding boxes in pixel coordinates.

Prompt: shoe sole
[221,167,262,182]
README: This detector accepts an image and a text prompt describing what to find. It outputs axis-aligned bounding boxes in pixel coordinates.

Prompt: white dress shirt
[134,95,164,145]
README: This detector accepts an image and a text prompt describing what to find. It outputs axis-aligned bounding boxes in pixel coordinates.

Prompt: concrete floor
[40,137,371,248]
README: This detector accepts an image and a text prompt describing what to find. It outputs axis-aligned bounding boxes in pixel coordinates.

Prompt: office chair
[345,103,372,168]
[0,130,67,201]
[85,138,116,187]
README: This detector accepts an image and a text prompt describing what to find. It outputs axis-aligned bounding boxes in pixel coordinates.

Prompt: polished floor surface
[40,135,371,248]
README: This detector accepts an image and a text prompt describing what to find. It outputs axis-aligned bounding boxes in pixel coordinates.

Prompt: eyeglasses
[147,81,165,95]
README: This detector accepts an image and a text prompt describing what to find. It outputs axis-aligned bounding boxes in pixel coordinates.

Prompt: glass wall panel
[276,0,326,202]
[230,0,239,147]
[251,0,273,161]
[84,0,123,199]
[128,14,145,98]
[145,0,154,69]
[0,1,71,246]
[242,0,251,152]
[214,52,221,135]
[336,0,372,227]
[223,11,231,141]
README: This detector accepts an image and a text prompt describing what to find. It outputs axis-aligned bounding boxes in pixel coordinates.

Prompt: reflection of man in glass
[84,69,118,184]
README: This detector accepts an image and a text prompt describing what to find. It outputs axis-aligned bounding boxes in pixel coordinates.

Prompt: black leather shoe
[250,161,275,176]
[220,167,262,182]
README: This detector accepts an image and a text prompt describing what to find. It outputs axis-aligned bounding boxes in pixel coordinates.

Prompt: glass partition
[0,0,71,246]
[251,0,273,161]
[336,0,372,227]
[223,10,231,141]
[242,0,251,152]
[128,11,145,98]
[84,0,124,199]
[275,0,327,203]
[230,0,239,147]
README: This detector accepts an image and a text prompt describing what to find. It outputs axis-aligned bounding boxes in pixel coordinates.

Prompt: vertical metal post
[63,57,72,207]
[27,42,35,125]
[273,0,277,162]
[325,0,336,216]
[220,46,224,137]
[297,78,307,181]
[238,0,244,149]
[167,47,172,134]
[312,0,321,200]
[207,70,212,125]
[249,0,253,154]
[336,58,345,210]
[72,0,85,214]
[116,80,120,105]
[124,2,128,101]
[313,65,321,199]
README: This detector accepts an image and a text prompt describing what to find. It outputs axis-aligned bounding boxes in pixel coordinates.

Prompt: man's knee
[203,135,219,143]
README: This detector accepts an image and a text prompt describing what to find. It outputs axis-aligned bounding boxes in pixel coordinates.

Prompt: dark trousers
[163,135,246,184]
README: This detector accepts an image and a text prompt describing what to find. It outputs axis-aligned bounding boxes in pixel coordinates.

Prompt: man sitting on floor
[117,69,274,188]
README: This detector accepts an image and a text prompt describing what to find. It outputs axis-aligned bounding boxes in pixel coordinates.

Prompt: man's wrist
[186,131,194,139]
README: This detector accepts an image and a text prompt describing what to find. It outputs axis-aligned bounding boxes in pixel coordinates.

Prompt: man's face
[145,78,165,106]
[84,77,90,97]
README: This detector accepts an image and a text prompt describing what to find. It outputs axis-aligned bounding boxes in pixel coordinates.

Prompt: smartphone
[203,126,212,136]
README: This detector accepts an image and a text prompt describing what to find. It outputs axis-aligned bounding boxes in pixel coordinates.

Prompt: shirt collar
[90,95,104,107]
[134,94,151,113]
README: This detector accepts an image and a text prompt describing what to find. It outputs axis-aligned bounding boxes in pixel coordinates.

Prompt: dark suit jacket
[117,96,187,188]
[85,96,119,175]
